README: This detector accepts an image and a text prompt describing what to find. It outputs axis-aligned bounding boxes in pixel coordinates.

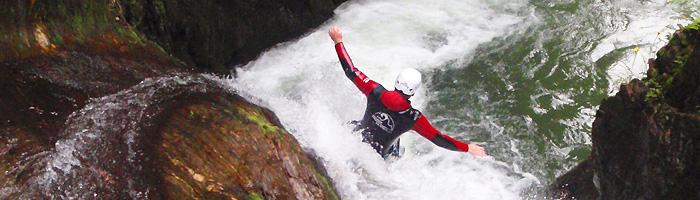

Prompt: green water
[425,0,693,185]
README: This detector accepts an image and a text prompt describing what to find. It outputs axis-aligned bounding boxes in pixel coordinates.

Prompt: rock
[2,0,347,74]
[155,94,338,199]
[0,1,177,65]
[549,159,598,200]
[550,20,700,199]
[1,0,341,199]
[120,0,348,74]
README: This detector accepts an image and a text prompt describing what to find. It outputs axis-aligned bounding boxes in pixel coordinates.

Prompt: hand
[467,144,486,157]
[328,26,343,44]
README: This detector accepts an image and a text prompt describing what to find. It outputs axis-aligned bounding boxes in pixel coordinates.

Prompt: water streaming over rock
[4,75,215,199]
[2,0,696,199]
[225,0,695,199]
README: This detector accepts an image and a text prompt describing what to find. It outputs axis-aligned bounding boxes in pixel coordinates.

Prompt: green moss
[674,56,686,67]
[68,16,91,46]
[73,16,84,31]
[16,43,27,51]
[645,19,698,102]
[154,1,167,16]
[665,76,675,87]
[316,172,339,200]
[113,25,144,45]
[247,192,264,200]
[223,109,233,115]
[236,107,283,134]
[56,4,68,17]
[644,78,661,101]
[682,18,700,31]
[75,36,85,45]
[261,123,277,133]
[52,34,64,45]
[150,40,167,53]
[129,30,142,42]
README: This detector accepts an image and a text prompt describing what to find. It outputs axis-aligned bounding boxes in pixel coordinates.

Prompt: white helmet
[395,68,422,96]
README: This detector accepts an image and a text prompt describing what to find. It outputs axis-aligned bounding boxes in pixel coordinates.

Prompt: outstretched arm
[412,115,486,156]
[329,26,378,96]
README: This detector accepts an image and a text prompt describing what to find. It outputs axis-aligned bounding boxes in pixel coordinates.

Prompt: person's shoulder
[375,84,387,91]
[380,91,411,111]
[368,83,387,96]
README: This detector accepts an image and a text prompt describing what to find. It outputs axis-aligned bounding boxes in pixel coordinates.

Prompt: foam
[225,0,532,199]
[590,0,694,94]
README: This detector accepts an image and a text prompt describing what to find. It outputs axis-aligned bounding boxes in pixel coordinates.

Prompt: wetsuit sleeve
[335,42,379,96]
[411,115,470,152]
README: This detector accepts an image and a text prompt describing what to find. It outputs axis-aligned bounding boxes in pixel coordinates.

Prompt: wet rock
[154,94,338,199]
[551,20,700,199]
[1,0,341,199]
[0,51,185,199]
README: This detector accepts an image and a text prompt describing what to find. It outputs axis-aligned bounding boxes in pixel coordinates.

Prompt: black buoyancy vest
[360,85,422,155]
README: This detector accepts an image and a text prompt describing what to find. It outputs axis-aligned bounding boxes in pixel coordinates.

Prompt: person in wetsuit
[329,26,487,158]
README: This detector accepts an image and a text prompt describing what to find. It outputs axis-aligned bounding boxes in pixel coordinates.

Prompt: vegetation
[643,18,699,102]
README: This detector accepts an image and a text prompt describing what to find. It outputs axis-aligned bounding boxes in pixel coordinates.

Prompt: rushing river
[222,0,697,199]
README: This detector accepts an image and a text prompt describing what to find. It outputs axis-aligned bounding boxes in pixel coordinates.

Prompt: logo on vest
[372,112,394,132]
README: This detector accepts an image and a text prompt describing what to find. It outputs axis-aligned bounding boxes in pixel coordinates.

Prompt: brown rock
[154,94,339,199]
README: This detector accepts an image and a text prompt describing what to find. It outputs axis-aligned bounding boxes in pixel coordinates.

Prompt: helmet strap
[395,87,413,101]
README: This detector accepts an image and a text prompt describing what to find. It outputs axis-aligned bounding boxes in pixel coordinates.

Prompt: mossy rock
[0,0,172,63]
[647,18,700,113]
[154,94,338,199]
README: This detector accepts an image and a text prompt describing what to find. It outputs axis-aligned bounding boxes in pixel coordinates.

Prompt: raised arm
[329,26,378,96]
[412,115,486,156]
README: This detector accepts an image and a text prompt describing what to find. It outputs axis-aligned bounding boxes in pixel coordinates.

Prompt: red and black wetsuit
[334,42,470,157]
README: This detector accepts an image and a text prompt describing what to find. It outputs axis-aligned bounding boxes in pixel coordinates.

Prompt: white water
[24,75,211,199]
[592,0,696,94]
[218,0,535,199]
[215,0,695,199]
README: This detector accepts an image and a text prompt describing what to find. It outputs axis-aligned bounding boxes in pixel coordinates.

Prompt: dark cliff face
[120,0,347,74]
[1,0,347,74]
[1,0,342,199]
[550,21,700,199]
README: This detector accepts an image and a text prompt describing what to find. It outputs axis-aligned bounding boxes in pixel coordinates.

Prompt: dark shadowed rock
[120,0,348,74]
[1,0,341,199]
[550,20,700,200]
